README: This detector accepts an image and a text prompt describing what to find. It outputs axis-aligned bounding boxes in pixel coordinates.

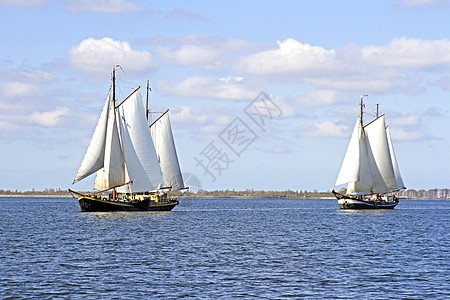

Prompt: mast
[111,65,118,199]
[376,102,379,118]
[146,80,152,123]
[146,80,149,121]
[112,66,116,107]
[360,94,368,127]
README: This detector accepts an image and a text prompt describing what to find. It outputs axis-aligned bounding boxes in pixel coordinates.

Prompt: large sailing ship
[69,65,186,211]
[332,95,405,209]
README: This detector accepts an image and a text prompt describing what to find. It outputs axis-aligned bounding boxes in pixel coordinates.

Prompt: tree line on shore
[0,188,449,199]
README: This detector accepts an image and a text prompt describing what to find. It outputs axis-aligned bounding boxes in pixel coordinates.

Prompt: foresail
[73,90,110,184]
[364,116,398,193]
[150,111,185,190]
[116,89,164,193]
[335,118,362,186]
[93,103,125,189]
[386,127,405,190]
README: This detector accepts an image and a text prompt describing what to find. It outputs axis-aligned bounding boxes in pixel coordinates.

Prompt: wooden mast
[149,109,169,128]
[112,65,117,200]
[146,80,150,121]
[360,94,368,127]
[112,66,117,108]
[360,95,364,127]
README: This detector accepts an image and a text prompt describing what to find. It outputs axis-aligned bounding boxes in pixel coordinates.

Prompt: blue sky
[1,0,450,192]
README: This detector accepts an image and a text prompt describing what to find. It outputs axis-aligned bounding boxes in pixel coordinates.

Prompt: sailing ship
[332,95,405,209]
[69,65,186,211]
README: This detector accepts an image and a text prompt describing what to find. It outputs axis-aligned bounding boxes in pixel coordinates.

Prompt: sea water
[0,197,448,299]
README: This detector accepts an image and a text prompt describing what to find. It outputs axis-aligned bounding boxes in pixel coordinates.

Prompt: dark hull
[78,196,178,212]
[332,190,398,209]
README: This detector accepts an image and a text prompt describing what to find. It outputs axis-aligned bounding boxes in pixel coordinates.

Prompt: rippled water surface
[0,197,449,299]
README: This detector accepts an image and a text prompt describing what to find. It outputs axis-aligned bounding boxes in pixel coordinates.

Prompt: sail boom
[115,86,141,109]
[363,114,385,129]
[149,109,169,128]
[93,181,133,194]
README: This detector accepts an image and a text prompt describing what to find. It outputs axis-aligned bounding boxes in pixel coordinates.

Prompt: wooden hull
[332,190,398,209]
[78,195,178,212]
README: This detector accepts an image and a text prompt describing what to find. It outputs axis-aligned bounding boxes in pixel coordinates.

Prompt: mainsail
[150,110,185,190]
[335,114,403,195]
[116,88,163,193]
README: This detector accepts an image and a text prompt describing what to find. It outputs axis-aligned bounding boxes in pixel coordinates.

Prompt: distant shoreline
[0,193,447,200]
[0,194,74,198]
[1,188,449,200]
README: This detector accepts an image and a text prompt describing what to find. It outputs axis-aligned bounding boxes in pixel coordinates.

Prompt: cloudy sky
[1,0,449,192]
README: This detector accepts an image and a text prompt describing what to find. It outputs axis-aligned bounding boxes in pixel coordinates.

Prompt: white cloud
[233,38,351,76]
[270,96,297,118]
[0,82,43,98]
[228,37,450,94]
[0,120,20,132]
[0,68,56,83]
[390,128,427,141]
[66,0,144,13]
[360,38,450,69]
[304,69,423,94]
[304,121,349,138]
[163,8,208,22]
[155,44,220,67]
[152,34,261,69]
[167,105,236,141]
[432,75,450,90]
[157,76,258,100]
[170,106,210,125]
[295,90,347,106]
[28,107,70,127]
[389,114,421,127]
[69,37,157,78]
[399,0,437,5]
[394,0,446,8]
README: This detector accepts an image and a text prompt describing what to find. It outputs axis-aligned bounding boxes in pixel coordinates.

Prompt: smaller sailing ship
[332,95,405,209]
[69,65,186,211]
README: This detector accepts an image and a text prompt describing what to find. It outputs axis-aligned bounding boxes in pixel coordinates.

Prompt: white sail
[334,99,405,198]
[348,126,373,195]
[364,116,398,193]
[116,89,164,193]
[93,103,125,189]
[73,90,111,184]
[150,111,185,190]
[386,127,405,190]
[335,118,373,195]
[335,118,362,186]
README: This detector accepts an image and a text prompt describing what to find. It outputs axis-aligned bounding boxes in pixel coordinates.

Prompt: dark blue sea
[0,197,448,299]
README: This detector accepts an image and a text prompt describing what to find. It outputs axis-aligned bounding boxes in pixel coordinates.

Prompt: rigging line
[363,111,377,118]
[148,111,165,114]
[116,84,125,101]
[363,114,385,128]
[117,78,140,87]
